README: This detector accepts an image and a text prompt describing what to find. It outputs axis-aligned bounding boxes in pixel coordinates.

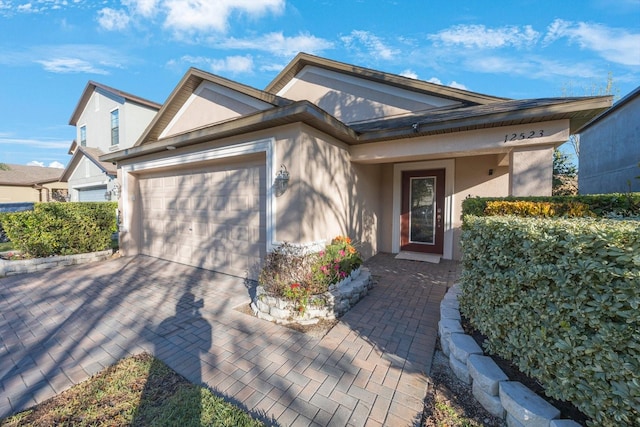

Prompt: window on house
[111,109,119,146]
[80,125,87,147]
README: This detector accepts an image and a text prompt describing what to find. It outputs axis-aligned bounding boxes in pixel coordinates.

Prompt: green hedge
[459,216,640,426]
[462,193,640,218]
[0,202,117,257]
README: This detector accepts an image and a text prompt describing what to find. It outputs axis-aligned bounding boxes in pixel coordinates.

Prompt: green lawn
[1,353,264,427]
[0,241,14,252]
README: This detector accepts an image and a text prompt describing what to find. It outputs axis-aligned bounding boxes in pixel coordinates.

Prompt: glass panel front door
[409,177,436,244]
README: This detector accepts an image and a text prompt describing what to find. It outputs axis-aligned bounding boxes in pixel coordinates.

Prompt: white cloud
[122,0,159,17]
[472,54,602,80]
[98,8,131,31]
[427,76,468,90]
[163,0,284,33]
[0,137,70,150]
[544,19,640,66]
[430,24,540,49]
[400,69,418,79]
[448,81,468,90]
[341,30,399,60]
[36,57,110,74]
[27,160,45,167]
[176,54,254,74]
[219,32,334,56]
[49,161,65,169]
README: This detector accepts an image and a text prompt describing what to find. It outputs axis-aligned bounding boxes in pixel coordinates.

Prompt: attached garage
[77,186,107,202]
[135,153,267,278]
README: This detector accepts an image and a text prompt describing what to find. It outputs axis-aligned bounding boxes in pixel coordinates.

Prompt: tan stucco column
[509,146,554,196]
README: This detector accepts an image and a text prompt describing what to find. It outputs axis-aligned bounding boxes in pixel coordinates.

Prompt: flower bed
[252,236,372,324]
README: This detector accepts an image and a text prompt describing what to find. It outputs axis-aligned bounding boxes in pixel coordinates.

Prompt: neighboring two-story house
[578,85,640,194]
[61,81,161,201]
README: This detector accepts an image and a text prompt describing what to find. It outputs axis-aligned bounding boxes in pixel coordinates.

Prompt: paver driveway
[0,253,459,426]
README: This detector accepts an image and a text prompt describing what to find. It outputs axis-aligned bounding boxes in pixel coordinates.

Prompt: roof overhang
[61,147,116,181]
[101,96,612,164]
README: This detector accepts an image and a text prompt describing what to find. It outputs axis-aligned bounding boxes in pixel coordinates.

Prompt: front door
[401,169,445,254]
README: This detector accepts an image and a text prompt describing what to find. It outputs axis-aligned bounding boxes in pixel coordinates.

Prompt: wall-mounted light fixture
[274,164,290,196]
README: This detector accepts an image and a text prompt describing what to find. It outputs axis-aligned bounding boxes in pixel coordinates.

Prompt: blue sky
[1,0,638,169]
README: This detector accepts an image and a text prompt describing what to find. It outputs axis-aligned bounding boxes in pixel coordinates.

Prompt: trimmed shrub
[484,200,594,217]
[462,193,640,218]
[0,202,117,257]
[459,215,640,426]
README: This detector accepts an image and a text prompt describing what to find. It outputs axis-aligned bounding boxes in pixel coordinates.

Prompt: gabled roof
[100,55,613,163]
[134,67,294,147]
[60,147,116,182]
[69,81,162,126]
[265,52,508,106]
[576,85,640,133]
[0,164,64,186]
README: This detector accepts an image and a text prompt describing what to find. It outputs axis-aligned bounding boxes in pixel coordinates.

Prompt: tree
[560,72,619,158]
[553,148,578,196]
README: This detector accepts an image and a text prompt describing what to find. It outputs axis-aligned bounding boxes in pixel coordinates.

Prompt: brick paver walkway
[0,253,460,426]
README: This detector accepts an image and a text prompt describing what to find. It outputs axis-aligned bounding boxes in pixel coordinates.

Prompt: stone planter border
[439,284,582,427]
[251,267,372,325]
[0,250,114,278]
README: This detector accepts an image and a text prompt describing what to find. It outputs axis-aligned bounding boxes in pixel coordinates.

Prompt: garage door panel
[137,156,265,278]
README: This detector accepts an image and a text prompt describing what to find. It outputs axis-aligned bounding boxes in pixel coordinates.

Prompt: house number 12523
[504,130,544,143]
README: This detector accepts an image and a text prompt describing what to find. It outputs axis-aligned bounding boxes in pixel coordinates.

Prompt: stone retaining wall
[439,284,582,427]
[251,267,372,325]
[0,250,114,277]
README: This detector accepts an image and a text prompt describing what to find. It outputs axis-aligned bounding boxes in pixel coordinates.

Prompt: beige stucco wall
[510,146,554,196]
[273,123,382,258]
[0,182,67,203]
[277,66,459,124]
[0,185,40,202]
[161,84,274,138]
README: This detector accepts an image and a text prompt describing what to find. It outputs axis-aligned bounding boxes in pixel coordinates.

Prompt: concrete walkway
[0,253,460,426]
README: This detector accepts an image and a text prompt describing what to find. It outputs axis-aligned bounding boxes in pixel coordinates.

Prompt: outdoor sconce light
[274,164,290,196]
[111,182,121,200]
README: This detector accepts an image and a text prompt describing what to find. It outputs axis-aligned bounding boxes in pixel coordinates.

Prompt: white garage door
[78,186,107,202]
[137,154,266,278]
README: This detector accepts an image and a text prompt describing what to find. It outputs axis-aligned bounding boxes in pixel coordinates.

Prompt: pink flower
[318,251,325,257]
[339,272,347,278]
[339,250,345,257]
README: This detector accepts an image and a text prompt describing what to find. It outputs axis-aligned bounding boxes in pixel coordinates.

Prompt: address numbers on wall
[504,130,545,143]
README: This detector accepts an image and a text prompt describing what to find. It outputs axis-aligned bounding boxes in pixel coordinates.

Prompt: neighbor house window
[80,125,87,147]
[110,109,119,146]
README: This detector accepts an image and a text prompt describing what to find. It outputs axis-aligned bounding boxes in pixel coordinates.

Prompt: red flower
[291,283,301,289]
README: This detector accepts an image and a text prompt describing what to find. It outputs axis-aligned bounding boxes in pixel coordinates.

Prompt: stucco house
[102,53,612,279]
[62,81,161,201]
[0,164,67,203]
[578,85,640,194]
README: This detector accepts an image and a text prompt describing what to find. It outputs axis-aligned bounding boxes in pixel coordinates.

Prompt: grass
[1,353,264,427]
[0,241,14,252]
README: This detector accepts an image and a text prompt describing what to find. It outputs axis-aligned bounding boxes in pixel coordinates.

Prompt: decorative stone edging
[438,284,582,427]
[251,267,372,325]
[0,250,115,278]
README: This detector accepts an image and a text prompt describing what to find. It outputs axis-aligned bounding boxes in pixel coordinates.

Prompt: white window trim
[110,107,120,147]
[120,138,278,251]
[79,124,87,147]
[392,159,455,259]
